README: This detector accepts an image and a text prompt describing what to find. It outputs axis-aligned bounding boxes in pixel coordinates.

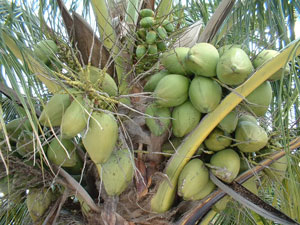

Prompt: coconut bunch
[142,42,290,209]
[135,8,175,69]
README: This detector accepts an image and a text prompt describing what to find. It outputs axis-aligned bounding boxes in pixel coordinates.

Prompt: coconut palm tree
[0,0,299,224]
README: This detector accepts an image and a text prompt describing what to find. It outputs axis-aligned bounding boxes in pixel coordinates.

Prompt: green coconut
[172,101,201,137]
[253,49,290,81]
[145,104,171,136]
[218,111,238,133]
[216,48,253,85]
[160,47,191,75]
[235,121,268,153]
[26,188,54,222]
[185,43,219,77]
[204,128,232,151]
[245,81,272,117]
[154,74,190,107]
[189,76,222,113]
[177,159,209,200]
[64,153,83,175]
[144,70,169,92]
[264,152,288,182]
[213,195,231,212]
[190,180,216,201]
[47,138,77,167]
[39,93,72,127]
[3,117,34,141]
[210,149,240,183]
[33,40,58,64]
[218,44,241,57]
[101,149,134,196]
[79,66,118,96]
[16,131,34,157]
[242,177,258,195]
[238,114,258,124]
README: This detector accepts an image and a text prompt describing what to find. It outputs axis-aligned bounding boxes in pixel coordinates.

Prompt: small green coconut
[160,47,191,75]
[245,81,272,117]
[47,138,77,167]
[235,121,268,153]
[33,40,58,64]
[177,159,209,200]
[210,149,240,183]
[16,131,34,157]
[218,111,238,133]
[144,70,169,92]
[253,49,290,81]
[172,101,201,137]
[189,76,222,113]
[145,104,171,136]
[154,74,190,107]
[204,128,232,151]
[216,48,253,85]
[242,177,258,195]
[185,43,219,77]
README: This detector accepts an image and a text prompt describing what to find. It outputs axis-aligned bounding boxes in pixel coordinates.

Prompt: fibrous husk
[216,48,253,85]
[39,93,71,127]
[101,149,134,196]
[172,100,201,137]
[245,81,272,117]
[185,43,219,77]
[190,179,216,201]
[154,74,190,107]
[160,47,191,75]
[253,49,290,81]
[82,112,118,164]
[210,149,240,183]
[144,70,169,92]
[26,188,54,222]
[218,111,238,133]
[61,96,91,138]
[235,121,268,153]
[145,104,171,136]
[189,76,222,113]
[47,138,77,167]
[177,158,209,200]
[204,128,232,151]
[79,66,118,96]
[33,40,58,64]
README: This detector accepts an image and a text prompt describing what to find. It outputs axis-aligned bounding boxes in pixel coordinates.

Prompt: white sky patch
[295,17,300,39]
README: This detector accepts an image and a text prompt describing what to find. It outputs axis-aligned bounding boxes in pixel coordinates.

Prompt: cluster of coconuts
[135,9,174,60]
[143,43,290,203]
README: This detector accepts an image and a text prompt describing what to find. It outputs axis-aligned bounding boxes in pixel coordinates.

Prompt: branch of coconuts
[53,165,101,213]
[176,136,300,225]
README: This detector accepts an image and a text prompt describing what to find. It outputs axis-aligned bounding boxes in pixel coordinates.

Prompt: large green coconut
[210,149,240,183]
[154,74,190,107]
[253,50,290,81]
[26,188,54,222]
[218,44,241,57]
[185,43,219,77]
[47,138,77,167]
[16,131,34,157]
[160,47,191,75]
[177,158,209,200]
[189,76,222,113]
[144,70,169,92]
[235,121,268,153]
[172,101,201,137]
[216,48,253,85]
[238,114,258,124]
[218,111,238,133]
[190,180,216,200]
[204,128,232,151]
[244,81,272,117]
[145,104,171,136]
